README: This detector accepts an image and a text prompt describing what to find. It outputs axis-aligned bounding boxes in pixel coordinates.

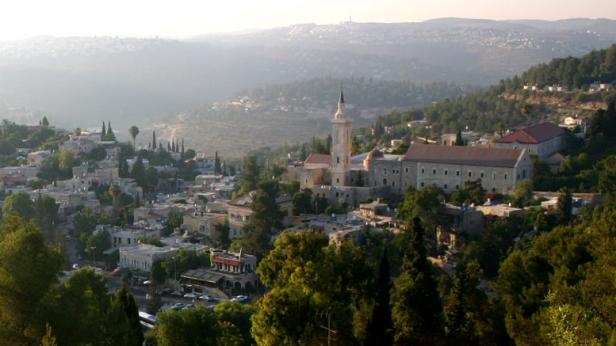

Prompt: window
[432,168,436,175]
[444,184,448,189]
[420,182,425,187]
[444,169,448,175]
[456,170,460,176]
[405,167,409,173]
[336,178,340,183]
[480,172,484,178]
[383,178,387,185]
[383,168,387,174]
[468,171,472,177]
[522,169,527,179]
[492,172,496,180]
[337,156,340,164]
[392,181,396,187]
[504,173,508,180]
[456,184,459,190]
[421,168,425,174]
[492,187,496,192]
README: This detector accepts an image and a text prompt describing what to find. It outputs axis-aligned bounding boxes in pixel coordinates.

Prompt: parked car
[72,263,80,270]
[160,288,173,296]
[170,291,183,297]
[198,295,211,301]
[171,303,185,310]
[184,293,197,299]
[230,295,248,303]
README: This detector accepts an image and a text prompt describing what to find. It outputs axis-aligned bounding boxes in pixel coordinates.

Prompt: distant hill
[155,78,473,158]
[0,18,616,132]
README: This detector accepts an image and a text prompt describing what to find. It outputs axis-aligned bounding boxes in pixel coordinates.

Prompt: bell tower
[331,86,352,187]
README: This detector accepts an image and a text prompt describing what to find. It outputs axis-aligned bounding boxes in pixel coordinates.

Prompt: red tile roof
[304,153,331,165]
[403,143,523,168]
[495,122,565,144]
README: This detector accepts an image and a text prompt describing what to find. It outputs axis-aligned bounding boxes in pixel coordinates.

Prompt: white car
[183,293,197,299]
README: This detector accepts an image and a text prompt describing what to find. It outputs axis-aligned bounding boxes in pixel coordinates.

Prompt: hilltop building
[287,88,533,206]
[493,122,565,159]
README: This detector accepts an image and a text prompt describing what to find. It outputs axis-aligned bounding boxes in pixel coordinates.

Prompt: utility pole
[318,309,337,346]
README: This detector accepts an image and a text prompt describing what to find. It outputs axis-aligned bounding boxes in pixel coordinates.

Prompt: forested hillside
[158,78,472,157]
[366,44,616,141]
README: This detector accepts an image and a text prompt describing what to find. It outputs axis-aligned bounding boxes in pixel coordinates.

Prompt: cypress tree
[365,247,393,345]
[101,122,106,139]
[152,131,157,150]
[455,129,465,146]
[392,217,443,344]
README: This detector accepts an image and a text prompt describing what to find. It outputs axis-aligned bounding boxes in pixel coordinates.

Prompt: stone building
[493,122,565,158]
[286,88,534,206]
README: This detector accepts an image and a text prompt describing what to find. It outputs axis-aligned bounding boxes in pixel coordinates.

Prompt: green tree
[129,125,140,149]
[443,260,489,344]
[2,192,35,220]
[364,248,393,345]
[215,151,221,175]
[292,189,313,215]
[155,308,241,346]
[455,129,464,146]
[152,131,157,149]
[0,216,63,344]
[397,186,445,232]
[511,180,534,207]
[101,121,106,139]
[212,220,231,249]
[46,269,111,345]
[109,281,143,345]
[131,157,147,188]
[241,180,285,258]
[41,116,50,127]
[557,188,573,223]
[214,301,257,346]
[239,155,260,195]
[450,179,486,206]
[392,217,443,344]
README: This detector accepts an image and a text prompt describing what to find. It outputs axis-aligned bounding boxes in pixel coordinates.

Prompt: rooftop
[403,143,523,168]
[304,153,331,165]
[495,122,565,144]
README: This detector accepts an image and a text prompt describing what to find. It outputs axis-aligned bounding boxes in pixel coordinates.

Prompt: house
[476,203,523,218]
[27,150,51,167]
[180,249,258,292]
[182,212,226,238]
[227,191,293,238]
[493,122,565,158]
[118,244,178,272]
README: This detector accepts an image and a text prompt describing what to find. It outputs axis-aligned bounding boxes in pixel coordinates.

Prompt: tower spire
[335,83,345,118]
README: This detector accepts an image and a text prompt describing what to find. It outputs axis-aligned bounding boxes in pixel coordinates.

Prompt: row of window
[419,181,499,193]
[421,167,509,180]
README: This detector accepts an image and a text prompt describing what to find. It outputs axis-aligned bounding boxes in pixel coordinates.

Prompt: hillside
[154,78,473,157]
[1,18,616,131]
[365,44,616,143]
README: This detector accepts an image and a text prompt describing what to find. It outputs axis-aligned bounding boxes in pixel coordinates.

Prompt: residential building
[493,122,565,158]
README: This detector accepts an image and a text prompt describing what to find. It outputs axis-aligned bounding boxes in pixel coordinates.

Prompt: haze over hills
[0,17,615,145]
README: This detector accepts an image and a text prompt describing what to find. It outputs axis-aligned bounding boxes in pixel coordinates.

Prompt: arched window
[383,178,387,185]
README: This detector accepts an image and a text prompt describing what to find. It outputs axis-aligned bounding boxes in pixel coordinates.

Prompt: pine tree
[557,188,573,223]
[215,152,221,175]
[101,122,106,139]
[455,129,465,146]
[365,247,393,345]
[41,116,50,127]
[152,131,157,150]
[181,139,185,157]
[392,217,443,344]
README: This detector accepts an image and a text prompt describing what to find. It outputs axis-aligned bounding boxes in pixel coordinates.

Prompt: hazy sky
[1,0,615,40]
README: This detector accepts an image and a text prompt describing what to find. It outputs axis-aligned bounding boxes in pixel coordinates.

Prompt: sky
[0,0,615,40]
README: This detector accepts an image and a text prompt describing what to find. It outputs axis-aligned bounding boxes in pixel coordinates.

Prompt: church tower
[331,87,352,187]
